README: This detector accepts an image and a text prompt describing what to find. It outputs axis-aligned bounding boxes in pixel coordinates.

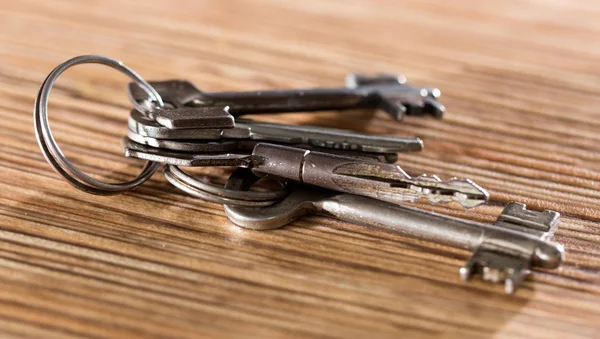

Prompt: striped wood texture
[0,0,599,338]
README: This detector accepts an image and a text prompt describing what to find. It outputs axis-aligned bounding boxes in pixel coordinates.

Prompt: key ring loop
[34,55,164,195]
[163,165,289,206]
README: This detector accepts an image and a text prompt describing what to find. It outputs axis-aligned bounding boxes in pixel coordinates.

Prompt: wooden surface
[0,0,599,338]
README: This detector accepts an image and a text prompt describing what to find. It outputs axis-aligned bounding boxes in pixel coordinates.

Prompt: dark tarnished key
[128,73,445,129]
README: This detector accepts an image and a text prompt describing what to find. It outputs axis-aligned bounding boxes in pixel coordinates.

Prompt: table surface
[1,0,599,338]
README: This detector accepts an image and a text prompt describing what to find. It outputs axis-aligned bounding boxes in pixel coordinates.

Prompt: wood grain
[0,0,599,337]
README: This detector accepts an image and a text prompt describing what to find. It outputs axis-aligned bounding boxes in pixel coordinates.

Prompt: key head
[126,129,242,153]
[345,73,445,120]
[151,106,235,129]
[128,109,246,140]
[128,80,235,129]
[222,168,339,230]
[128,80,203,108]
[224,185,336,230]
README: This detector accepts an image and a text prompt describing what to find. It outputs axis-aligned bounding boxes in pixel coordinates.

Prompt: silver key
[122,137,399,166]
[128,113,424,154]
[126,132,401,162]
[128,109,235,139]
[122,138,254,167]
[249,143,489,208]
[223,174,563,293]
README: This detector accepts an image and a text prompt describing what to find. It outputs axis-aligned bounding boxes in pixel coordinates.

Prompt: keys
[128,113,424,153]
[125,138,489,208]
[123,72,480,209]
[122,138,255,167]
[234,119,423,153]
[128,73,445,129]
[222,169,563,293]
[128,109,234,140]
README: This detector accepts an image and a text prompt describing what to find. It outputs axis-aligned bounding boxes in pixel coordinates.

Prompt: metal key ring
[34,55,164,195]
[164,165,289,206]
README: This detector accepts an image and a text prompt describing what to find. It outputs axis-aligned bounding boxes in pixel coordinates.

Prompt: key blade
[153,107,235,129]
[238,119,424,153]
[121,137,255,167]
[331,162,489,208]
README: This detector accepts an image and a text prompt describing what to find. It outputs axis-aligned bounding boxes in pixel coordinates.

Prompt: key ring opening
[34,55,164,195]
[164,165,289,206]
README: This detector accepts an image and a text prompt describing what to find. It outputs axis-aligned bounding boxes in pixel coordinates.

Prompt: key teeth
[345,73,406,88]
[331,164,489,208]
[459,265,474,281]
[377,97,407,121]
[415,174,442,182]
[424,97,445,118]
[461,247,530,294]
[495,202,560,238]
[410,175,490,208]
[505,269,526,294]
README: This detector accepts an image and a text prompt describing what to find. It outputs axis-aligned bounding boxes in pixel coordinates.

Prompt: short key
[127,110,424,153]
[128,74,444,129]
[223,171,564,293]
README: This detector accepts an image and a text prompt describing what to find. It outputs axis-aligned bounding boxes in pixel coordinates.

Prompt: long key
[222,172,563,293]
[128,74,444,129]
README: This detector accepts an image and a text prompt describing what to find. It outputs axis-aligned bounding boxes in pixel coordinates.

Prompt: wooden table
[0,0,599,337]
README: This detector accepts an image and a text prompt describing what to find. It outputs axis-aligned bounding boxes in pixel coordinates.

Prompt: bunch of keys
[124,75,491,208]
[34,55,564,294]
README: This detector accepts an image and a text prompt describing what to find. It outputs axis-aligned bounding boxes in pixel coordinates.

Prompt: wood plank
[0,0,598,337]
